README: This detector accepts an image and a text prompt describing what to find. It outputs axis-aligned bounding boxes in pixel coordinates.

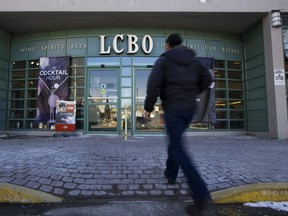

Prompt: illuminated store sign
[16,34,241,56]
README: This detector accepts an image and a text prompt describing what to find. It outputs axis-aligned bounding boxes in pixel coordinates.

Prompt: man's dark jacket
[144,45,212,112]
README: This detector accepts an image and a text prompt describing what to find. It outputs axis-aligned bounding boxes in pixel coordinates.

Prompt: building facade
[0,0,288,138]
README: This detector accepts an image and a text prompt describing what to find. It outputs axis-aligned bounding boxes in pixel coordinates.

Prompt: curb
[1,182,288,204]
[212,182,288,204]
[0,183,63,203]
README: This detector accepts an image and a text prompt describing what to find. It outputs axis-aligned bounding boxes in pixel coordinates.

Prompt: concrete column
[263,12,288,139]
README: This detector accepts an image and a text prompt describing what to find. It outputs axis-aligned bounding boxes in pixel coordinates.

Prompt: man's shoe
[196,200,217,216]
[164,170,176,184]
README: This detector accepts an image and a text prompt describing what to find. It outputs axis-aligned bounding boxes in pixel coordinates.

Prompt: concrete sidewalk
[0,134,287,205]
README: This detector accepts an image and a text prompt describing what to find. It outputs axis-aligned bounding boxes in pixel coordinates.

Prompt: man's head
[165,33,183,50]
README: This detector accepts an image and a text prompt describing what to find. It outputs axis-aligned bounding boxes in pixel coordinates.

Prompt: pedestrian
[144,33,217,216]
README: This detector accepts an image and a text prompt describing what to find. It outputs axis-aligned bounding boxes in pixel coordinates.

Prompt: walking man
[144,33,217,216]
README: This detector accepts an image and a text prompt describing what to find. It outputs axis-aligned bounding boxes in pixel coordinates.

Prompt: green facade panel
[0,28,10,130]
[244,23,268,132]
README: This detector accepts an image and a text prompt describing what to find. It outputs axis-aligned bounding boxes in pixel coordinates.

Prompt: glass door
[87,69,119,133]
[134,68,165,133]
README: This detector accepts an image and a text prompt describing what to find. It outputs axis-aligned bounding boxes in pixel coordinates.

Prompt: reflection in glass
[214,69,225,78]
[122,88,131,97]
[214,60,225,68]
[88,104,117,131]
[227,61,242,70]
[89,70,118,102]
[229,100,243,109]
[215,100,227,108]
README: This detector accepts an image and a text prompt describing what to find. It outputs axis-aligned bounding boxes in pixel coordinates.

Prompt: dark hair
[165,33,183,47]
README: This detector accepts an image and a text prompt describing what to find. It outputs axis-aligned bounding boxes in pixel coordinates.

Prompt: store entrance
[87,69,119,133]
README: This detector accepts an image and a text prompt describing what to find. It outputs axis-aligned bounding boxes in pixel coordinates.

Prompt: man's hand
[144,111,151,121]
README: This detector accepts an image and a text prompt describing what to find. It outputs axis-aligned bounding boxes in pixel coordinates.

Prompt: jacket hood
[161,45,196,66]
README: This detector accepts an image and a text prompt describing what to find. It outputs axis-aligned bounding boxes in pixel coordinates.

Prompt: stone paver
[0,134,288,201]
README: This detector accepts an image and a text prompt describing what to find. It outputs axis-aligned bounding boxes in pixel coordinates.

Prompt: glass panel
[135,104,164,131]
[11,80,25,89]
[229,100,244,109]
[229,91,243,99]
[214,121,228,129]
[76,108,84,118]
[215,90,226,98]
[27,80,37,88]
[12,61,26,70]
[69,77,85,86]
[26,109,36,118]
[88,104,117,131]
[27,89,37,98]
[135,69,150,103]
[28,59,39,68]
[12,71,26,79]
[76,120,84,129]
[228,81,242,89]
[122,67,131,76]
[215,80,226,88]
[9,110,24,118]
[122,88,131,97]
[122,78,131,87]
[214,69,225,78]
[69,88,84,97]
[10,100,24,109]
[89,70,118,103]
[71,68,85,76]
[25,120,37,129]
[228,71,242,79]
[228,61,242,70]
[230,110,244,119]
[9,120,23,129]
[216,110,227,119]
[28,70,38,78]
[87,57,120,66]
[215,100,227,108]
[71,57,85,66]
[27,100,37,108]
[11,90,25,98]
[230,121,244,129]
[214,60,225,68]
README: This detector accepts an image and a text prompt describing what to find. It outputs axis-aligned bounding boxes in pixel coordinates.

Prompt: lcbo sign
[99,34,153,54]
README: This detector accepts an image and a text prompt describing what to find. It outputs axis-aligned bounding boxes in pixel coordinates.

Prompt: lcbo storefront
[8,30,246,135]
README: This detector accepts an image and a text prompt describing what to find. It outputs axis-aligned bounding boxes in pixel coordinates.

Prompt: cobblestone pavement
[0,134,287,201]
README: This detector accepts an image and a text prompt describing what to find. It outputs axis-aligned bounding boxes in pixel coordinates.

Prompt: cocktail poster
[36,56,70,125]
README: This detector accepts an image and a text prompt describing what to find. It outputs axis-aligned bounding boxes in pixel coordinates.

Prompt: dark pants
[164,109,212,204]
